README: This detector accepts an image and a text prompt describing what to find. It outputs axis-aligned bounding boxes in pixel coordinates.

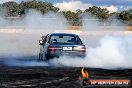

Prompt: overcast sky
[0,0,132,13]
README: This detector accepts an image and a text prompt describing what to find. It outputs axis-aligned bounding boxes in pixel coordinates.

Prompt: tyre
[45,53,50,61]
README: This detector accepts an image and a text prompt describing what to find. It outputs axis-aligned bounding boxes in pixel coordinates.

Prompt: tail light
[74,46,86,52]
[48,46,61,51]
[48,46,57,51]
[79,47,86,52]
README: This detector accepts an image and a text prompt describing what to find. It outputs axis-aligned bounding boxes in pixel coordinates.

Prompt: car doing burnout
[39,33,86,61]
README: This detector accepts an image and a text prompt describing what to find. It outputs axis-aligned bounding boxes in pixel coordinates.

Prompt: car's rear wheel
[45,53,50,61]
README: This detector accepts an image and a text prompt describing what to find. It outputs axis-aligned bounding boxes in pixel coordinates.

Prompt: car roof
[49,33,77,36]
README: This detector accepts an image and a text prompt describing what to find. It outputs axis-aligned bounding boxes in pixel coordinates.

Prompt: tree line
[0,0,131,25]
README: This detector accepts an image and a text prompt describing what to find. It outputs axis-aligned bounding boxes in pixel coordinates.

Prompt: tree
[85,6,110,20]
[19,0,59,14]
[76,9,83,15]
[1,0,59,16]
[63,11,79,25]
[119,9,132,25]
[0,1,131,26]
[2,1,21,16]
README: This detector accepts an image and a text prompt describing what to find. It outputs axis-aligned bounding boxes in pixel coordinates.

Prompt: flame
[81,67,89,78]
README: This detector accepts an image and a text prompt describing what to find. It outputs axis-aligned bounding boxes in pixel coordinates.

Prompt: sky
[43,0,132,6]
[0,0,132,13]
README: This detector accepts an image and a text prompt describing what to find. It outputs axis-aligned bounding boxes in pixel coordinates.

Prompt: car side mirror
[39,40,43,45]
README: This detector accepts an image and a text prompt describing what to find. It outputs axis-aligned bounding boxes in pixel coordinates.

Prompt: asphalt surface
[0,56,132,88]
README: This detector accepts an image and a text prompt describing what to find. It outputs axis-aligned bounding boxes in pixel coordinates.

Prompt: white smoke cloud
[0,9,69,32]
[0,9,70,67]
[0,6,131,70]
[51,35,132,69]
[0,10,69,56]
[23,10,69,30]
[81,12,126,31]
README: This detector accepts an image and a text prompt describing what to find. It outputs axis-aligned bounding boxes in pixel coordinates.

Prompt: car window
[49,35,82,44]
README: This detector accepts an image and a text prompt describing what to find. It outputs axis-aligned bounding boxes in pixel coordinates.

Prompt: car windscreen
[49,34,82,44]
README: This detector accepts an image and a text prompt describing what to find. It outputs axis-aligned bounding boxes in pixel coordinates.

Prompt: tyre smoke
[0,10,69,67]
[81,12,127,31]
[1,10,132,69]
[49,13,132,69]
[51,35,132,69]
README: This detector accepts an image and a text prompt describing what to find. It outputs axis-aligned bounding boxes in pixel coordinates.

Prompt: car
[39,33,86,61]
